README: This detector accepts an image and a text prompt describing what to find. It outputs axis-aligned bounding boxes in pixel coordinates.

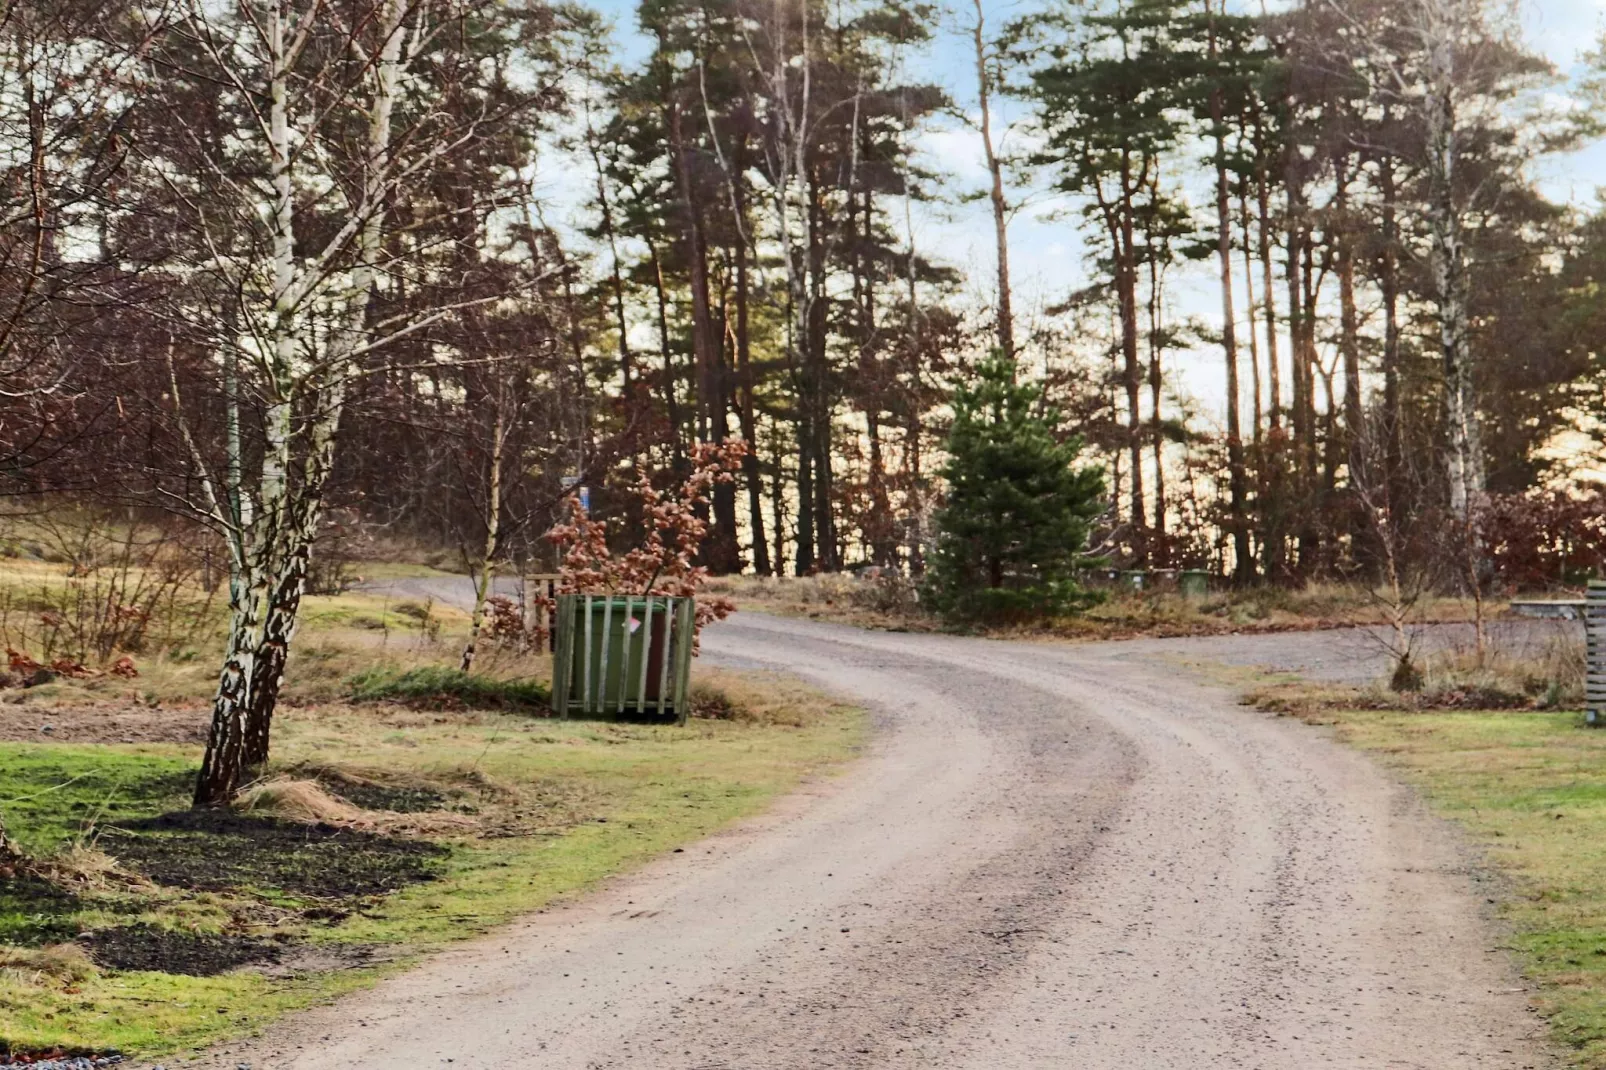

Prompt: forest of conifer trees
[4,0,1605,593]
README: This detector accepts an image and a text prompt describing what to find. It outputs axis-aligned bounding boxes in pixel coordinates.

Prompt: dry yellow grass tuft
[234,773,481,836]
[691,666,854,728]
[710,573,1486,641]
[1247,633,1586,721]
[0,942,98,987]
[234,777,368,824]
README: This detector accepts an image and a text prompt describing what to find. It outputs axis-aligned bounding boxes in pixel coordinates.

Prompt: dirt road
[188,615,1553,1069]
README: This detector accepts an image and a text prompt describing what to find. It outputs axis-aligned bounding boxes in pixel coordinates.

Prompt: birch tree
[1334,0,1549,520]
[146,0,567,805]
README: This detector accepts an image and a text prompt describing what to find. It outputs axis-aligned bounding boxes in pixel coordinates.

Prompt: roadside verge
[0,667,866,1061]
[1247,676,1605,1065]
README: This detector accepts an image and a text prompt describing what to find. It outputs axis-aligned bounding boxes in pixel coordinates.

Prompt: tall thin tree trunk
[239,0,408,774]
[1147,252,1166,566]
[1379,147,1403,507]
[196,0,297,806]
[1211,11,1251,583]
[769,428,789,577]
[1108,180,1146,564]
[1422,43,1484,518]
[669,91,739,571]
[584,100,632,393]
[1335,158,1361,447]
[795,411,815,574]
[1335,156,1366,568]
[1255,106,1280,430]
[647,241,686,471]
[1285,224,1307,487]
[1240,184,1263,447]
[732,158,771,575]
[461,401,506,673]
[971,0,1013,357]
[806,173,836,570]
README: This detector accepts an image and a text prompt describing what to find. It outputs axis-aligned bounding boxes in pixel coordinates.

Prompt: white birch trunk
[196,0,297,806]
[243,0,410,767]
[1418,0,1486,519]
[460,402,507,673]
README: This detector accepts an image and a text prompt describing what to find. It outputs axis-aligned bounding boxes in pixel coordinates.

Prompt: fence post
[551,594,576,719]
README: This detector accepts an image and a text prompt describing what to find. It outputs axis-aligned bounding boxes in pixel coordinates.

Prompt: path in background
[361,573,1580,687]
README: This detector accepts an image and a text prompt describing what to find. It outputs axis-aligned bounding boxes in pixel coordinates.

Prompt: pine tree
[923,353,1106,622]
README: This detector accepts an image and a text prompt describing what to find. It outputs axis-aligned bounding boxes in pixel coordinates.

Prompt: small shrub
[846,572,923,616]
[1390,657,1424,692]
[392,601,432,622]
[347,666,550,712]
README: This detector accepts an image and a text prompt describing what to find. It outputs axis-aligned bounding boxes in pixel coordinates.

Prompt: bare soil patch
[81,924,285,977]
[101,810,448,898]
[0,702,208,744]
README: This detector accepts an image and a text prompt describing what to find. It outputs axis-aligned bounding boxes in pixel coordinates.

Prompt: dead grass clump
[236,773,482,837]
[0,943,98,987]
[2,841,153,898]
[707,574,936,630]
[1249,633,1586,719]
[1244,680,1382,723]
[47,844,148,894]
[1417,637,1584,710]
[235,778,369,824]
[690,667,846,728]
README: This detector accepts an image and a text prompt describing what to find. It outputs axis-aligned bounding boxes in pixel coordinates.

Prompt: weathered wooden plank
[674,597,696,726]
[629,594,648,713]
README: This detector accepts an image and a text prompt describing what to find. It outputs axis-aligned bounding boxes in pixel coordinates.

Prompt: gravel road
[178,612,1554,1069]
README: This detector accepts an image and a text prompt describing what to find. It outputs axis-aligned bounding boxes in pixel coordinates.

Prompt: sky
[537,0,1606,429]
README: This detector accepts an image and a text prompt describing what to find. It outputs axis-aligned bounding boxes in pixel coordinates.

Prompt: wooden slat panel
[1592,585,1606,721]
[629,594,648,713]
[552,595,576,720]
[615,596,632,716]
[582,595,594,713]
[658,597,674,718]
[674,597,696,726]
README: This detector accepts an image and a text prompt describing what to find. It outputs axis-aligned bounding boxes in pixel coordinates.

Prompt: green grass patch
[1319,707,1606,1066]
[0,679,865,1057]
[0,746,193,858]
[346,665,550,711]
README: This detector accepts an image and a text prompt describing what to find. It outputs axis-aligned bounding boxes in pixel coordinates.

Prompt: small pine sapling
[922,353,1106,623]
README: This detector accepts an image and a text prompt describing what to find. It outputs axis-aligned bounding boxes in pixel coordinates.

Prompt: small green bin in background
[551,594,695,724]
[1179,570,1210,599]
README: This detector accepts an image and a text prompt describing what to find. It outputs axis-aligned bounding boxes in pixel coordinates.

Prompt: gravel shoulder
[166,614,1555,1069]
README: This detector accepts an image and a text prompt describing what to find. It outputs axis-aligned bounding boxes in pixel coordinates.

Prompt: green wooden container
[1179,570,1210,599]
[551,594,695,724]
[1119,569,1147,592]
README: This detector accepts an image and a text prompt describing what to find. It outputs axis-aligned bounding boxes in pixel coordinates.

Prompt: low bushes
[346,665,550,711]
